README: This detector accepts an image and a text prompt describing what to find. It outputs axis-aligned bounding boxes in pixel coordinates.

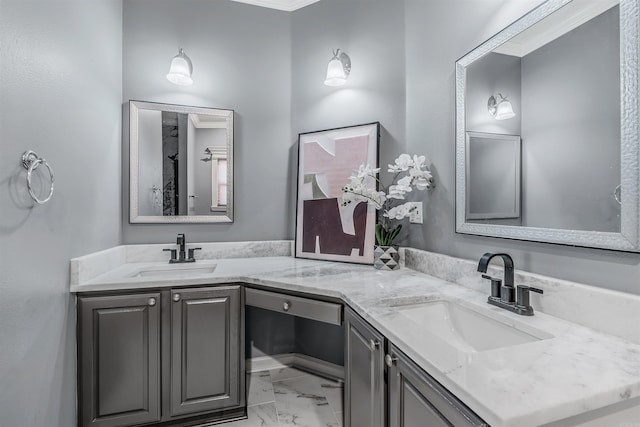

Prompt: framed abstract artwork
[295,122,380,264]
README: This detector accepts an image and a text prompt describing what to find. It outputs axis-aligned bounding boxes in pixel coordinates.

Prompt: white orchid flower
[414,177,431,191]
[383,202,414,220]
[411,155,427,170]
[342,152,434,246]
[354,164,380,179]
[408,167,433,190]
[388,154,413,172]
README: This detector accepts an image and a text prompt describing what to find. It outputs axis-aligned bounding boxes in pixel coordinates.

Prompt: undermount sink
[129,264,217,278]
[392,299,552,352]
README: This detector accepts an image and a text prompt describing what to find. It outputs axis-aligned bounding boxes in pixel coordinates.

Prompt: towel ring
[22,150,54,204]
[614,184,622,205]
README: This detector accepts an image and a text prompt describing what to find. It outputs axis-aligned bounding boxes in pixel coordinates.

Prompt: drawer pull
[283,301,291,312]
[370,339,380,351]
[173,293,181,302]
[385,354,397,367]
[148,298,156,307]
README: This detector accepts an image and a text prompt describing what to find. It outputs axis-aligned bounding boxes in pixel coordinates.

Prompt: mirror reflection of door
[466,132,521,223]
[187,114,229,216]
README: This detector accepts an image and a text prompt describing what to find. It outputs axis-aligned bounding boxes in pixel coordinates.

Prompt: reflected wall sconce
[166,48,193,86]
[488,94,515,120]
[324,48,351,86]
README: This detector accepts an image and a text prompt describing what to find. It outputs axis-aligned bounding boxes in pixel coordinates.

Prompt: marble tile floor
[223,367,343,427]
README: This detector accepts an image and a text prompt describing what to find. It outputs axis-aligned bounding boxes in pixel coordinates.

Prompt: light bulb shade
[167,48,193,86]
[488,94,516,120]
[325,58,346,86]
[495,99,515,120]
[324,49,351,87]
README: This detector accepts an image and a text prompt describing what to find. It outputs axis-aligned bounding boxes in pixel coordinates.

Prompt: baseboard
[246,353,297,372]
[246,353,344,381]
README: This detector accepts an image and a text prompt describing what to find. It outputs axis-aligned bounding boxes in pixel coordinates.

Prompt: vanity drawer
[245,288,342,325]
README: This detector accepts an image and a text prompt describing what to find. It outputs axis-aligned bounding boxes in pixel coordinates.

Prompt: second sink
[392,299,552,352]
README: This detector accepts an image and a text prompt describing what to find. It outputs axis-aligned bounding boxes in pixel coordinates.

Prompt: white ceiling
[230,0,322,12]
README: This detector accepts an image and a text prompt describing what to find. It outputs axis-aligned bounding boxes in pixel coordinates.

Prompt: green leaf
[388,224,402,245]
[375,224,384,246]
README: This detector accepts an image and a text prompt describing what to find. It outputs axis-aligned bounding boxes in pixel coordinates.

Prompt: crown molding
[230,0,321,12]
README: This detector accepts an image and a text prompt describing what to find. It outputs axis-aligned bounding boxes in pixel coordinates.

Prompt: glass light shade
[324,58,347,86]
[166,49,193,86]
[495,99,515,120]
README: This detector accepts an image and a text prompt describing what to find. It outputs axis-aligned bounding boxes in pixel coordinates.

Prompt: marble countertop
[70,255,640,427]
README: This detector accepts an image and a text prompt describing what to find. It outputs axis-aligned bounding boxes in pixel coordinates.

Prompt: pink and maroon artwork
[295,123,379,264]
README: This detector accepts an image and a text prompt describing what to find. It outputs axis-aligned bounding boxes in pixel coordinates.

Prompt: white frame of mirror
[455,0,640,251]
[129,101,234,223]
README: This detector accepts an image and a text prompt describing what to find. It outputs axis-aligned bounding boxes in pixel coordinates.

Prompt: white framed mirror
[129,101,234,223]
[455,0,640,251]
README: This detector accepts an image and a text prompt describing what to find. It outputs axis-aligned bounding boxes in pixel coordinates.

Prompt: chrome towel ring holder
[21,150,54,204]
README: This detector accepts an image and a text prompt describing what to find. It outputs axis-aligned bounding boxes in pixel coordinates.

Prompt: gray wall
[521,7,621,232]
[290,0,408,240]
[405,0,640,294]
[0,1,123,425]
[122,0,292,244]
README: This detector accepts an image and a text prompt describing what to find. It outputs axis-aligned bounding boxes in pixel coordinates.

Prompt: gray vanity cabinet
[345,309,487,427]
[169,286,243,417]
[78,285,244,427]
[78,293,161,427]
[344,307,386,427]
[387,343,487,427]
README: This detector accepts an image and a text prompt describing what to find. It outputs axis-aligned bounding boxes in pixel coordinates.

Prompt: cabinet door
[170,286,244,417]
[388,344,487,427]
[78,293,161,427]
[344,307,385,427]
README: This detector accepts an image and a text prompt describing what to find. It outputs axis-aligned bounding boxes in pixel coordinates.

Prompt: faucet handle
[163,248,177,262]
[481,274,502,298]
[187,247,202,260]
[516,285,544,308]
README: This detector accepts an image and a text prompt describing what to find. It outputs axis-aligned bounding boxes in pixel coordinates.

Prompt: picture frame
[295,122,380,264]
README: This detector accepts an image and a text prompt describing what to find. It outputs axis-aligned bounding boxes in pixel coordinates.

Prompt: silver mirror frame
[455,0,640,251]
[129,101,234,224]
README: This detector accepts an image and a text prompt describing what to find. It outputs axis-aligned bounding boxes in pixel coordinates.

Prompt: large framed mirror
[455,0,639,251]
[129,101,234,223]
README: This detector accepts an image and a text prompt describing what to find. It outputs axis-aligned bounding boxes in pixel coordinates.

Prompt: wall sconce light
[324,48,351,86]
[488,94,515,120]
[166,48,193,86]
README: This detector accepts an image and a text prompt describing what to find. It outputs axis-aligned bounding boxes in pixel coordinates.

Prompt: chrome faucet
[477,252,543,316]
[163,233,201,264]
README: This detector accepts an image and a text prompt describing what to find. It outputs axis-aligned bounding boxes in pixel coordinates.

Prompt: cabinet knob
[173,293,181,302]
[148,298,156,307]
[369,339,380,351]
[385,354,397,367]
[283,301,291,312]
